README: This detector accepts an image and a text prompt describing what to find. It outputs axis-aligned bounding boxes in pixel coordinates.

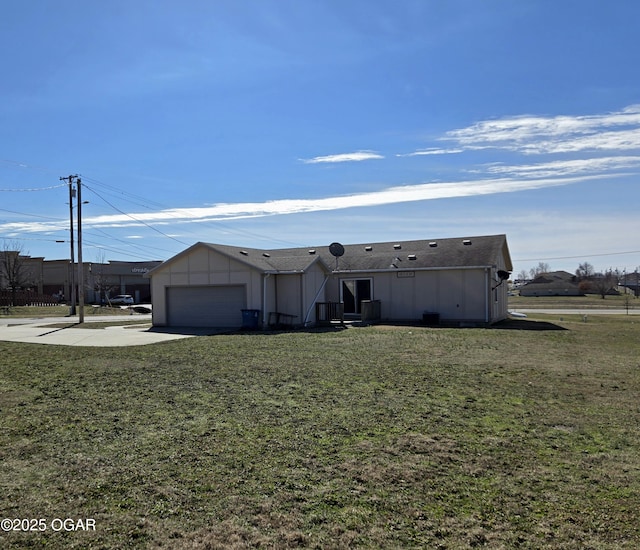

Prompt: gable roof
[527,271,576,285]
[205,243,330,273]
[146,241,331,276]
[148,234,511,277]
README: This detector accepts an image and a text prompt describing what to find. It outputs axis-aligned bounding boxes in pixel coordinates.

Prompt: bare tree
[592,269,617,299]
[1,241,34,306]
[92,251,117,305]
[575,262,595,280]
[529,262,550,279]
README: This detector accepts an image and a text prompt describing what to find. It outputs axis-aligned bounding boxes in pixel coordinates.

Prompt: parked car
[109,294,134,306]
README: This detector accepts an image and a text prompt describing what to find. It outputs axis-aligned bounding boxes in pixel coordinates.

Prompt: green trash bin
[241,309,261,330]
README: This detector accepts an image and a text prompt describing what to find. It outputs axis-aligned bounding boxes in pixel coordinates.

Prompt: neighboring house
[146,234,512,329]
[519,271,583,297]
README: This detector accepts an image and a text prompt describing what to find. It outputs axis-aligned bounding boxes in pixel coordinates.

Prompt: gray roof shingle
[197,234,511,274]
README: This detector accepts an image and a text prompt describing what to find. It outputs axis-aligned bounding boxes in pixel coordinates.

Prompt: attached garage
[146,242,330,329]
[166,285,246,328]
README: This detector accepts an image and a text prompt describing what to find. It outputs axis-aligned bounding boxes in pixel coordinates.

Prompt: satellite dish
[329,242,345,257]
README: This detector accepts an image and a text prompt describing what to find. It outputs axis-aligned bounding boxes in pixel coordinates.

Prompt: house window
[341,278,372,315]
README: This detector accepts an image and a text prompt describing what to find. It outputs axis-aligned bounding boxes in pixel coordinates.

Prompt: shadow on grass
[493,318,568,331]
[146,326,233,336]
[145,318,567,337]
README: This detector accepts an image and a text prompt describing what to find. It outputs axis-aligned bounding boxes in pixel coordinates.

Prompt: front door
[341,279,372,315]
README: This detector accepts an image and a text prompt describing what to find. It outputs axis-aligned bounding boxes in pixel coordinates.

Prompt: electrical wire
[2,159,307,249]
[85,227,183,256]
[515,250,640,262]
[81,183,191,246]
[82,176,306,248]
[0,208,65,221]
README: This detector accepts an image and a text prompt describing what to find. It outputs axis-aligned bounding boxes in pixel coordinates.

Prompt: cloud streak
[5,105,640,252]
[301,150,383,163]
[477,155,640,179]
[398,148,464,157]
[2,173,603,234]
[443,105,640,155]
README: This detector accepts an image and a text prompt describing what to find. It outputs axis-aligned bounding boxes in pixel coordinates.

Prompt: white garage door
[166,285,246,327]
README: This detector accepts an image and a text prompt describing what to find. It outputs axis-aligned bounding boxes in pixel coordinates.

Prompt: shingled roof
[317,234,511,272]
[170,234,511,274]
[203,243,327,273]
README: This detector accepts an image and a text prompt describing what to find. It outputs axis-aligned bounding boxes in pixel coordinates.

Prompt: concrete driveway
[0,314,210,347]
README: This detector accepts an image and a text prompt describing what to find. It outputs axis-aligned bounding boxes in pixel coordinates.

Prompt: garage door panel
[167,285,246,327]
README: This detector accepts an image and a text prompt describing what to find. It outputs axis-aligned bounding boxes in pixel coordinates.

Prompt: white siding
[325,268,490,323]
[150,246,264,327]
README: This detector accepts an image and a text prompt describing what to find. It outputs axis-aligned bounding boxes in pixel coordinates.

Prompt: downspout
[263,273,271,329]
[485,268,490,324]
[303,274,329,327]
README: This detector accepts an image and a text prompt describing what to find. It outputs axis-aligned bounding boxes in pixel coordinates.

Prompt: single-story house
[146,234,512,329]
[519,271,583,297]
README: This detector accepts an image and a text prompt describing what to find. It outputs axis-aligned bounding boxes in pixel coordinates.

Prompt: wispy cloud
[301,150,384,164]
[444,105,640,155]
[5,106,640,250]
[1,174,601,234]
[477,155,640,179]
[398,148,464,157]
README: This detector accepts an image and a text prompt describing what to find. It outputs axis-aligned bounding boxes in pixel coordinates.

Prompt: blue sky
[2,1,640,277]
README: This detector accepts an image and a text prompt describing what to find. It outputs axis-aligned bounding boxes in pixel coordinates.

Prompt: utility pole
[77,178,85,323]
[60,175,79,316]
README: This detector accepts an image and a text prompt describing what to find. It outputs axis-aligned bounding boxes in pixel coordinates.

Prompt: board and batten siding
[326,267,491,323]
[151,247,263,327]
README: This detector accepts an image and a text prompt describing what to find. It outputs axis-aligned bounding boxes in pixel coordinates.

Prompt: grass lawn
[509,293,639,310]
[1,315,639,548]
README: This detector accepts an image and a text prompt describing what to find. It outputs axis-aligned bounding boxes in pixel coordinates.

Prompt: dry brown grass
[1,315,639,548]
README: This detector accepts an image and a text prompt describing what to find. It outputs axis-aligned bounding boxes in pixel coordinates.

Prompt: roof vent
[408,254,417,260]
[429,241,437,247]
[262,253,271,257]
[393,244,402,250]
[463,239,472,245]
[308,249,316,255]
[240,250,249,256]
[365,246,373,251]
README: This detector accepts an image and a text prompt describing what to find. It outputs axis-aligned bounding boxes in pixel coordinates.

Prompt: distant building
[0,251,160,304]
[620,272,640,297]
[519,271,583,297]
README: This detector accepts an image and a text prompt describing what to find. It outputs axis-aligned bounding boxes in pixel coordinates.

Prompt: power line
[0,208,64,221]
[81,183,191,246]
[515,249,640,262]
[2,160,307,248]
[82,238,166,261]
[85,227,182,256]
[80,175,169,211]
[81,179,304,247]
